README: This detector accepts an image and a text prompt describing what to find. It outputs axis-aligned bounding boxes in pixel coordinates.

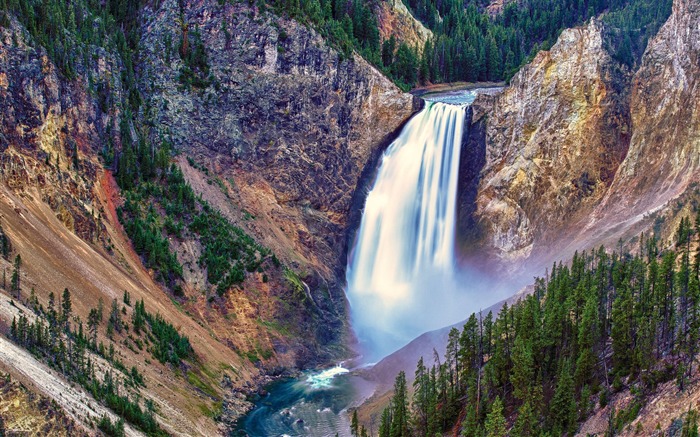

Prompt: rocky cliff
[0,15,261,435]
[375,0,432,51]
[583,0,700,242]
[461,0,699,274]
[137,0,419,365]
[0,0,418,433]
[0,17,120,246]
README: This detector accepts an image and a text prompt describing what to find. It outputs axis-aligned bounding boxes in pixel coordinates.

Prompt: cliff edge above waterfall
[463,18,632,265]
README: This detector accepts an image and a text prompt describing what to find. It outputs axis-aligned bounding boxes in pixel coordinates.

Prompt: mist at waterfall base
[346,90,502,361]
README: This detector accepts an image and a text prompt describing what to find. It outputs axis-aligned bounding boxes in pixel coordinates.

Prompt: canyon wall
[0,0,418,433]
[462,19,631,266]
[137,0,419,363]
[461,0,699,274]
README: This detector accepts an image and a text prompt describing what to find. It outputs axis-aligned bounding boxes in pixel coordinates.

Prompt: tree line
[375,210,700,436]
[409,0,672,84]
[268,0,672,88]
[9,288,167,436]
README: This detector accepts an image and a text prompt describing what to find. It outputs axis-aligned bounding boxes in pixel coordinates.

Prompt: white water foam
[306,365,350,389]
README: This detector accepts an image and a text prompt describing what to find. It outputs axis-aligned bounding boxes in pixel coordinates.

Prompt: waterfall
[347,98,472,359]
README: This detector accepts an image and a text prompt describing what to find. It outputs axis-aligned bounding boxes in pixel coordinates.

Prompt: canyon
[0,0,698,434]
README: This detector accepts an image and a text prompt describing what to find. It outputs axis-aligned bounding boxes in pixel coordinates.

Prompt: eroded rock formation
[461,0,699,274]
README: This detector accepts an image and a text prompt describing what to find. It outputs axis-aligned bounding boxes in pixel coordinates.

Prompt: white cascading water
[347,99,472,359]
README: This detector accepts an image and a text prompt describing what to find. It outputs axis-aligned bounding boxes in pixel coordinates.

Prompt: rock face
[137,0,418,360]
[0,0,418,432]
[586,0,700,236]
[376,0,432,51]
[461,0,699,276]
[0,16,263,436]
[462,19,631,264]
[0,18,120,245]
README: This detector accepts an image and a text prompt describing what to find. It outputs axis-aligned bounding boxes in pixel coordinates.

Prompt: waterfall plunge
[346,100,473,360]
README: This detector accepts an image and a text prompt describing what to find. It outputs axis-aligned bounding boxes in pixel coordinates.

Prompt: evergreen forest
[371,212,700,436]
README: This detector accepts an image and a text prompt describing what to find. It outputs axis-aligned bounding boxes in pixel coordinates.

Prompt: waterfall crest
[346,100,469,359]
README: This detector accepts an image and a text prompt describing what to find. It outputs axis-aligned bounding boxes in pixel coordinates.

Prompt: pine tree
[412,357,430,435]
[0,225,11,259]
[379,405,392,437]
[611,276,634,376]
[381,35,396,68]
[61,288,72,331]
[390,371,409,437]
[11,254,21,301]
[351,410,360,437]
[484,396,507,437]
[88,308,100,348]
[108,298,122,335]
[132,299,146,334]
[461,403,479,437]
[550,360,577,435]
[575,294,598,389]
[511,335,534,402]
[513,399,537,436]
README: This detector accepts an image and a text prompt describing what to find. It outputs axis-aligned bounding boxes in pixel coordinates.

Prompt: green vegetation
[190,204,270,296]
[177,22,212,89]
[264,0,425,87]
[117,168,186,287]
[406,0,672,84]
[97,414,126,437]
[117,158,273,296]
[603,0,674,66]
[0,225,12,260]
[379,210,700,436]
[262,0,672,88]
[7,283,196,435]
[0,0,674,93]
[10,289,166,436]
[10,254,20,301]
[143,307,194,366]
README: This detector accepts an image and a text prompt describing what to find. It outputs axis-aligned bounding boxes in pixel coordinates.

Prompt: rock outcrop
[458,0,699,275]
[584,0,700,239]
[0,18,121,246]
[376,0,432,52]
[462,19,631,265]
